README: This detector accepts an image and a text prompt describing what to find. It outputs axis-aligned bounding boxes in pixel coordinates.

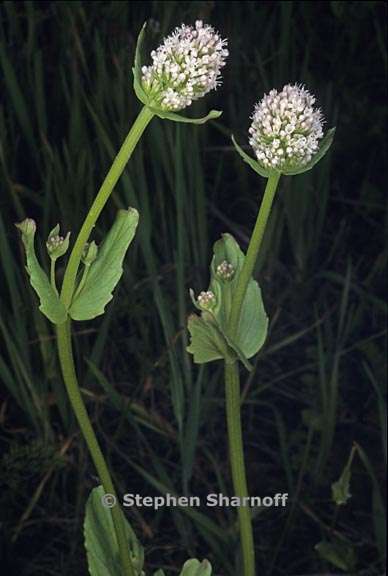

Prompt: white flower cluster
[216,260,235,281]
[249,84,324,171]
[197,290,216,310]
[141,20,228,111]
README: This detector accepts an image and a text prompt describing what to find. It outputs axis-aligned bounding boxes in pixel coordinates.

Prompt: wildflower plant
[16,21,227,576]
[16,12,334,574]
[187,84,335,575]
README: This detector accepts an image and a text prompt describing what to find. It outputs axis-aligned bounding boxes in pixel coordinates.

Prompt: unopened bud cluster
[216,260,235,281]
[16,218,36,237]
[197,290,216,310]
[141,20,228,111]
[81,241,98,266]
[46,225,70,260]
[249,84,324,171]
[47,234,64,253]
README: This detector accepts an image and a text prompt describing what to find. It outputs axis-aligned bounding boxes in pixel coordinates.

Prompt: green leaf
[187,233,268,368]
[231,135,272,178]
[153,572,165,576]
[179,559,212,576]
[84,486,144,576]
[149,107,222,125]
[282,127,336,175]
[210,233,268,359]
[132,23,149,106]
[186,313,236,364]
[16,219,67,324]
[332,463,352,505]
[69,208,139,321]
[315,539,357,572]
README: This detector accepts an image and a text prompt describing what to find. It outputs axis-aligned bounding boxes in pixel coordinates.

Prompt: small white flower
[197,290,216,310]
[141,20,228,111]
[249,84,324,171]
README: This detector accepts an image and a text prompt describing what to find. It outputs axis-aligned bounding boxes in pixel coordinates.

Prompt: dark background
[0,2,386,575]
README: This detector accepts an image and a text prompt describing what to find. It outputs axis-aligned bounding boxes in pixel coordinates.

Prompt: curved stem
[229,172,281,338]
[56,106,154,576]
[60,105,154,308]
[225,362,255,576]
[57,321,134,576]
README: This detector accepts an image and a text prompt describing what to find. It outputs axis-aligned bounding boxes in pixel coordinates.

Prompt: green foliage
[187,233,268,369]
[315,539,357,572]
[84,486,144,576]
[15,219,67,324]
[69,208,139,321]
[331,446,355,505]
[0,2,386,574]
[153,559,212,576]
[179,559,212,576]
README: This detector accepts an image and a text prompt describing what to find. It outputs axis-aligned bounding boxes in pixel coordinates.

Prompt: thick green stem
[225,362,255,576]
[56,321,134,576]
[56,106,154,576]
[60,105,154,308]
[229,171,281,338]
[225,172,281,575]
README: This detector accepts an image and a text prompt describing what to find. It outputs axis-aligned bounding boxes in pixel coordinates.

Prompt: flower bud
[197,290,216,310]
[15,218,36,238]
[249,84,324,172]
[81,241,98,266]
[46,224,70,260]
[141,20,228,111]
[216,260,235,281]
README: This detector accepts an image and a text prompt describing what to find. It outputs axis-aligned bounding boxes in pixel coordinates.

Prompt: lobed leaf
[69,208,139,321]
[16,219,67,324]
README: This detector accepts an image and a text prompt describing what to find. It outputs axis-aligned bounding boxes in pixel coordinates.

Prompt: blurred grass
[0,1,386,575]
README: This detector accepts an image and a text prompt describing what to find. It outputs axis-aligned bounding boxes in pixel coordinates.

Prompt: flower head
[141,20,228,111]
[197,290,216,310]
[249,84,324,171]
[216,260,235,281]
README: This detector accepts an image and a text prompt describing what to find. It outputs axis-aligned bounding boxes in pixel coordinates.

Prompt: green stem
[60,105,154,308]
[225,362,255,576]
[56,105,154,576]
[56,321,134,576]
[229,171,281,338]
[225,172,281,576]
[50,258,57,295]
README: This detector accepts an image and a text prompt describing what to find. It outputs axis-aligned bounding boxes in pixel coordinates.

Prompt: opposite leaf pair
[16,208,139,324]
[187,233,268,371]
